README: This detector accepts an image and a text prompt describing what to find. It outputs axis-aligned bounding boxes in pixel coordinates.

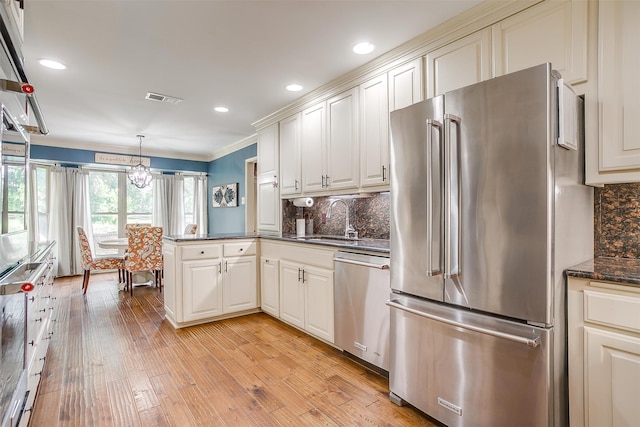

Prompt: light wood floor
[29,272,438,427]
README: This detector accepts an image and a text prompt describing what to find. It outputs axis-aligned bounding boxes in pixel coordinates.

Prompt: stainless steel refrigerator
[387,63,593,427]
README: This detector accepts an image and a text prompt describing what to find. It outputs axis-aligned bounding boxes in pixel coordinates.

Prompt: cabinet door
[222,256,257,314]
[162,245,177,321]
[301,102,326,192]
[279,113,302,196]
[279,260,305,329]
[491,0,587,84]
[360,74,389,188]
[303,265,334,343]
[425,28,491,98]
[597,0,640,174]
[326,87,359,190]
[257,124,280,233]
[585,326,640,427]
[182,259,222,322]
[389,58,423,112]
[260,256,279,317]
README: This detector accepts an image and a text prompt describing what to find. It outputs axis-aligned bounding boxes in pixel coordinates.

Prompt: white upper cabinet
[257,123,280,233]
[301,89,359,194]
[301,101,326,193]
[279,113,302,196]
[591,0,640,181]
[491,0,587,84]
[359,74,390,188]
[425,28,491,98]
[326,87,359,191]
[388,58,423,112]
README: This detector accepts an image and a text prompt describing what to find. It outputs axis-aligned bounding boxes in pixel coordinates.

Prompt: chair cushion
[92,256,125,270]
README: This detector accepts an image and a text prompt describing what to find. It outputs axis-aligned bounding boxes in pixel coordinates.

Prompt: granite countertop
[163,233,390,254]
[565,257,640,288]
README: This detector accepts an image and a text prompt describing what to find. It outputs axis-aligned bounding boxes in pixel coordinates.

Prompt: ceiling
[22,0,481,161]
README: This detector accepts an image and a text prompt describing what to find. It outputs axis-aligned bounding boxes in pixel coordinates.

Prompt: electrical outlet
[241,197,245,205]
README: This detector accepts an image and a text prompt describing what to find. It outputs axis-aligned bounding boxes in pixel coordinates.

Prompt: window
[183,176,194,225]
[1,162,25,233]
[88,170,153,256]
[126,179,152,225]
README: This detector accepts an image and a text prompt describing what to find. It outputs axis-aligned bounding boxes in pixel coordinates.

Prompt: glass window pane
[36,167,47,213]
[126,180,152,216]
[7,165,25,232]
[89,171,118,213]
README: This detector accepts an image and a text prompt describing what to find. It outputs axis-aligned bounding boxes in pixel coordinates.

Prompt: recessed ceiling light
[214,106,229,113]
[353,42,375,55]
[286,84,303,92]
[38,59,66,70]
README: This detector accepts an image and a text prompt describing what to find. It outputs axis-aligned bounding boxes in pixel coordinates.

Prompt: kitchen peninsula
[162,234,389,337]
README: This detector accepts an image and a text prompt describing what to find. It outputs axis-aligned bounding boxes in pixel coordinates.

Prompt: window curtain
[152,174,184,235]
[193,175,208,235]
[48,167,92,276]
[27,166,39,245]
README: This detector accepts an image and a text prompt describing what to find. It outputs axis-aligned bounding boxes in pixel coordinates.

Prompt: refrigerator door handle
[386,299,541,348]
[444,114,460,279]
[426,118,442,277]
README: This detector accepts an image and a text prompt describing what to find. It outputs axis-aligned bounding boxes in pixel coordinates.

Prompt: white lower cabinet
[568,277,640,427]
[222,255,257,314]
[278,242,334,344]
[183,258,223,322]
[260,255,280,317]
[163,239,258,328]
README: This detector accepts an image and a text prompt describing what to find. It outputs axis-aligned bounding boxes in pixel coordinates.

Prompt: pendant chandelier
[127,134,152,188]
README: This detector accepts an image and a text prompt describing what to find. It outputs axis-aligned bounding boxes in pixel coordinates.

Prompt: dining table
[97,238,128,250]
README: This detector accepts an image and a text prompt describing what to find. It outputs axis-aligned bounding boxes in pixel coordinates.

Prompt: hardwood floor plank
[29,273,438,427]
[106,378,141,427]
[149,373,197,426]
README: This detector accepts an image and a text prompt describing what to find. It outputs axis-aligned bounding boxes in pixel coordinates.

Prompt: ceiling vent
[145,92,183,104]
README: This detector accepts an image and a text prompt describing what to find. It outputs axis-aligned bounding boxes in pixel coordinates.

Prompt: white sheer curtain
[27,166,39,245]
[193,175,208,235]
[48,167,92,276]
[152,174,184,235]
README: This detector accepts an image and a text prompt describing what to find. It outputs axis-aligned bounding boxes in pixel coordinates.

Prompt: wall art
[211,183,238,207]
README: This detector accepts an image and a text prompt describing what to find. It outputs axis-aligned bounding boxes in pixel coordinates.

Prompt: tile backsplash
[279,184,637,258]
[282,192,390,239]
[594,183,640,258]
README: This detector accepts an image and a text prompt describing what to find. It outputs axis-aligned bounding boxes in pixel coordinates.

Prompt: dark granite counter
[163,233,390,254]
[163,233,258,242]
[264,235,389,254]
[565,257,640,288]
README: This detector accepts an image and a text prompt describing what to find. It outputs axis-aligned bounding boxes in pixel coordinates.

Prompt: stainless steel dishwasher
[334,251,390,372]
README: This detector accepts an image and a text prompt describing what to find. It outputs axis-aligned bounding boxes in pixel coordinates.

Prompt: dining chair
[184,223,197,234]
[77,226,125,294]
[124,225,163,296]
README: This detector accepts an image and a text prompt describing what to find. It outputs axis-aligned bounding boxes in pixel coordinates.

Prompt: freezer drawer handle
[386,299,541,348]
[335,258,389,270]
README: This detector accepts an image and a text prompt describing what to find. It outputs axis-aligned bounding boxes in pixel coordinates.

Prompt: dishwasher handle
[387,299,541,348]
[335,258,389,270]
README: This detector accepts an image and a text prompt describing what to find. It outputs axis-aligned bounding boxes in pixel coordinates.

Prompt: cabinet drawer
[584,290,640,333]
[181,244,221,260]
[223,241,256,257]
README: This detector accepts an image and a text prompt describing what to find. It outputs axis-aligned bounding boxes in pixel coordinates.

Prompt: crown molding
[208,133,257,162]
[252,0,541,130]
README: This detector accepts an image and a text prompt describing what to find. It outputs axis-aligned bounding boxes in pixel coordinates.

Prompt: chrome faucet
[327,199,358,239]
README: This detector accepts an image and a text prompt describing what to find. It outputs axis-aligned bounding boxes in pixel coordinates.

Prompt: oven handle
[386,299,541,348]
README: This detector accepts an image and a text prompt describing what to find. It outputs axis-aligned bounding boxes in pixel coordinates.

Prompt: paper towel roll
[293,197,314,208]
[296,219,306,237]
